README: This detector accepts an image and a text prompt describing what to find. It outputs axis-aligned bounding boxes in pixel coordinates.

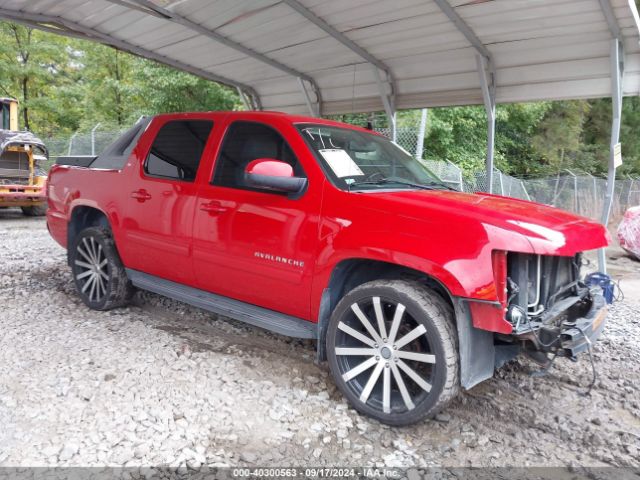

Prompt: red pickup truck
[47,111,610,425]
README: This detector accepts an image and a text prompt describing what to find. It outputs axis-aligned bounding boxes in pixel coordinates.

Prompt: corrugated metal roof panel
[0,0,638,115]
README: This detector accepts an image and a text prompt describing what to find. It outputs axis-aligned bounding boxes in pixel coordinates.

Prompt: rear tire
[21,204,47,216]
[326,279,459,426]
[70,227,134,310]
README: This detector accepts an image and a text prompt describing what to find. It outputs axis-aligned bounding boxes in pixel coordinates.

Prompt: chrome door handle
[199,201,228,214]
[131,189,152,201]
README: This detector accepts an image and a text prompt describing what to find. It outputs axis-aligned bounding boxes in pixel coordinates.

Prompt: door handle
[131,189,152,202]
[200,201,228,214]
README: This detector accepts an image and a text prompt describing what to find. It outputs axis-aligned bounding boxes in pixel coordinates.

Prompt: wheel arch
[316,258,456,362]
[67,205,111,265]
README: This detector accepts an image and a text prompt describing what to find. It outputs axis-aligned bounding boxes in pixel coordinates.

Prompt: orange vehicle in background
[0,97,48,216]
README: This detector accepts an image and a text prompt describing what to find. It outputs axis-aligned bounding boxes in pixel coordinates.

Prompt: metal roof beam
[432,0,492,62]
[282,0,395,129]
[282,0,392,76]
[432,0,496,94]
[114,0,321,114]
[434,0,496,190]
[0,8,262,109]
[598,0,623,39]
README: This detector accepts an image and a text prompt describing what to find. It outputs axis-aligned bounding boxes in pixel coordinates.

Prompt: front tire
[326,280,459,426]
[21,204,47,216]
[70,227,134,310]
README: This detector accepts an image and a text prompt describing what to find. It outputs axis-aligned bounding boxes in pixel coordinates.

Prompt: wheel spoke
[387,303,405,344]
[351,303,383,344]
[338,322,376,348]
[372,297,387,340]
[342,356,378,382]
[89,274,97,301]
[390,362,415,410]
[98,269,109,281]
[397,359,432,392]
[99,259,108,269]
[96,275,105,298]
[382,365,391,414]
[74,259,93,270]
[359,361,384,403]
[89,237,99,264]
[394,324,427,350]
[395,351,436,364]
[335,347,377,356]
[82,238,97,264]
[77,245,94,264]
[81,274,95,293]
[76,270,92,280]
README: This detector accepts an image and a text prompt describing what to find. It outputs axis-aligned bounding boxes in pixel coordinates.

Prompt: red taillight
[492,250,508,308]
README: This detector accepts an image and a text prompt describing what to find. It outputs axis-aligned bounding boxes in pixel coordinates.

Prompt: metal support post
[598,38,625,273]
[372,67,396,141]
[298,77,320,117]
[68,132,77,155]
[415,108,428,160]
[91,123,101,156]
[476,54,496,193]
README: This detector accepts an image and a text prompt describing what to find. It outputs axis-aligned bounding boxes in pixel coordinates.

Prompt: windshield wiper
[348,178,454,192]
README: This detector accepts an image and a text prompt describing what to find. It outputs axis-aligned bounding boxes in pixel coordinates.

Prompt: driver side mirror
[244,159,307,194]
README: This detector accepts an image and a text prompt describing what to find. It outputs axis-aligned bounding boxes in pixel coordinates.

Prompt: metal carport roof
[1,0,639,116]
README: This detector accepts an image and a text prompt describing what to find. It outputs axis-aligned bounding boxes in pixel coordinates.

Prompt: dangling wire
[575,325,598,396]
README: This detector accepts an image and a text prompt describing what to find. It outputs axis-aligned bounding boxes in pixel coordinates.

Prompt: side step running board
[126,269,317,339]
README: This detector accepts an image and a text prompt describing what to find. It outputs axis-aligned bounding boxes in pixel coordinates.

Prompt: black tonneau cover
[55,155,97,167]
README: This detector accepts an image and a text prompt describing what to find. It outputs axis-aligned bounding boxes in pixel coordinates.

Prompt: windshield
[297,124,447,191]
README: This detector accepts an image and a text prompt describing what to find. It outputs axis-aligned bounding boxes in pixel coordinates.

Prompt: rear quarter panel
[46,164,128,249]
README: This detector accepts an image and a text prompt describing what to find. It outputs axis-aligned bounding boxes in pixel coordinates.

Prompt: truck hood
[356,189,610,255]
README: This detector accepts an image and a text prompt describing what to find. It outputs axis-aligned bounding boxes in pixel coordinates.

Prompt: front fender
[310,190,539,327]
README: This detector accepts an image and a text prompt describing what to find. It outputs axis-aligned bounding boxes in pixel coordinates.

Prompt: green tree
[530,101,590,173]
[0,20,240,137]
[132,61,239,117]
[0,23,80,135]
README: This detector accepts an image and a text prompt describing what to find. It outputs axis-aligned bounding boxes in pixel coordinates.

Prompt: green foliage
[414,97,640,177]
[0,23,82,135]
[133,61,238,117]
[0,21,241,136]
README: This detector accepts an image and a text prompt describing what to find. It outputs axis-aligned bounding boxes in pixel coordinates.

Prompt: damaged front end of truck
[505,253,608,360]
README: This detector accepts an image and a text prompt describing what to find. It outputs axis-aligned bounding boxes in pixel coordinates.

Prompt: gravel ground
[0,210,639,470]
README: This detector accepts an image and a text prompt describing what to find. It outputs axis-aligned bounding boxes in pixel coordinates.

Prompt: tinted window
[144,120,213,181]
[212,121,303,189]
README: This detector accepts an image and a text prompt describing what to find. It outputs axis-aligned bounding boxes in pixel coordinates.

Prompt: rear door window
[144,120,213,182]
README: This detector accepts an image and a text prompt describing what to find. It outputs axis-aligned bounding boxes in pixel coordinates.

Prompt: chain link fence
[422,159,640,222]
[41,129,124,172]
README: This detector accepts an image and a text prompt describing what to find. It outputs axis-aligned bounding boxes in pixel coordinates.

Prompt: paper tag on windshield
[319,149,364,178]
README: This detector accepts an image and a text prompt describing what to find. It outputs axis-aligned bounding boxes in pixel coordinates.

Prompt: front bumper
[559,293,607,356]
